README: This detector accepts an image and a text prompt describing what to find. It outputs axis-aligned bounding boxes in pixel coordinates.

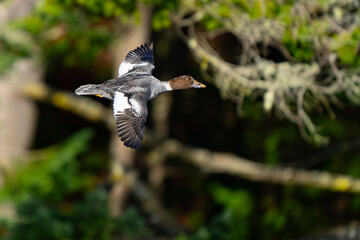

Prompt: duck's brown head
[169,75,206,90]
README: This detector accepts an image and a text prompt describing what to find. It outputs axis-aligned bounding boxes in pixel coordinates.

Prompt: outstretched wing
[118,42,154,77]
[113,91,148,149]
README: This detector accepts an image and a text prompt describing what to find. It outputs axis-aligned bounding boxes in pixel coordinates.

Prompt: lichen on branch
[173,0,360,145]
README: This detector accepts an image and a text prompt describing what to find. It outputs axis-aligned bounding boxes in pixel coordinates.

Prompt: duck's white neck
[162,81,173,91]
[149,81,173,100]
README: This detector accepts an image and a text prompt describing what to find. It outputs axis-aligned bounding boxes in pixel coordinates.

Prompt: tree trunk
[0,0,43,219]
[0,0,43,180]
[108,3,152,217]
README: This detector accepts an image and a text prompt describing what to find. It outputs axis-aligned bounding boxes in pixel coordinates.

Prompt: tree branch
[172,0,360,145]
[151,139,360,194]
[22,82,360,194]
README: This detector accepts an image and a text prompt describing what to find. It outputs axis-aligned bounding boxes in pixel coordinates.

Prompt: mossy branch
[172,0,360,145]
[150,139,360,194]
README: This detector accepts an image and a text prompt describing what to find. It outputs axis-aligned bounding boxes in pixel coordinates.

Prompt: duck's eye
[185,77,190,81]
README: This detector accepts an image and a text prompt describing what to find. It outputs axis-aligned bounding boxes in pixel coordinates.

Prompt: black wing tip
[139,42,153,50]
[115,112,145,150]
[143,42,153,49]
[124,141,142,149]
[131,42,153,51]
[125,42,154,65]
[117,129,143,149]
[121,134,143,149]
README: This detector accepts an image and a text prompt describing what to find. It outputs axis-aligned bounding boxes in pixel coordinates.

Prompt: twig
[172,0,360,145]
[288,138,360,168]
[154,139,360,194]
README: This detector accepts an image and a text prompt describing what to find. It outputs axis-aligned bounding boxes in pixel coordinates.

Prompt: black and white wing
[117,42,154,77]
[113,91,148,149]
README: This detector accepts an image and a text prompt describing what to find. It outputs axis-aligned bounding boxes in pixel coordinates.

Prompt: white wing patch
[118,61,134,77]
[113,91,131,116]
[118,61,149,77]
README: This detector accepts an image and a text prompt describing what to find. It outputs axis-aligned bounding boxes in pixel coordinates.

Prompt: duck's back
[104,73,156,95]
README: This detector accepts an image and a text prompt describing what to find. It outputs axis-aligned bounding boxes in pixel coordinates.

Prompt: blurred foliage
[0,129,152,240]
[2,0,179,68]
[177,183,331,240]
[2,0,359,69]
[196,0,360,66]
[174,0,360,145]
[263,125,297,165]
[0,129,94,203]
[0,191,152,240]
[0,36,31,74]
[11,1,113,67]
[177,183,253,240]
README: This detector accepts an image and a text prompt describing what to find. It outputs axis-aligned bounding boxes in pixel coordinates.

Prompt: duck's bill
[193,80,206,88]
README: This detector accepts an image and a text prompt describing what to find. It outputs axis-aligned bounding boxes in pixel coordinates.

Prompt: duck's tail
[75,84,113,100]
[75,84,100,96]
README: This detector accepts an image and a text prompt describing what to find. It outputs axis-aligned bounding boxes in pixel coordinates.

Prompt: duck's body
[75,42,205,149]
[102,73,171,100]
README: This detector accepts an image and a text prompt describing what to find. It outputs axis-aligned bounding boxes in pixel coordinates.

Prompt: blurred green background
[1,0,360,239]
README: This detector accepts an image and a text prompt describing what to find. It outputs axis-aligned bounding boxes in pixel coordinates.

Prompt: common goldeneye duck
[75,42,206,149]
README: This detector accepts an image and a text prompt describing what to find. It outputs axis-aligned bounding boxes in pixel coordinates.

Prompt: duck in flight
[75,42,206,149]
